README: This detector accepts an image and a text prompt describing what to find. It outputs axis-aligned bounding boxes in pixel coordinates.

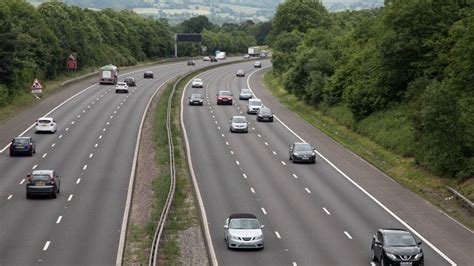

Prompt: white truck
[248,47,261,57]
[216,51,226,60]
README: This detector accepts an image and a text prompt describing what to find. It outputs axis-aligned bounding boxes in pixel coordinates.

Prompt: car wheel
[52,190,57,199]
[380,255,385,266]
[29,150,34,156]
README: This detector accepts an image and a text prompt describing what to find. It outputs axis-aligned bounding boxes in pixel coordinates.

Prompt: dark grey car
[189,94,204,106]
[257,107,273,122]
[26,170,61,199]
[289,142,316,164]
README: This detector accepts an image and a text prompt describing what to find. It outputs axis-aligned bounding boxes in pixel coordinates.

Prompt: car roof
[38,117,53,120]
[117,81,126,84]
[249,98,261,102]
[32,170,54,175]
[124,77,134,80]
[191,94,202,97]
[294,142,311,146]
[14,136,31,140]
[229,213,257,220]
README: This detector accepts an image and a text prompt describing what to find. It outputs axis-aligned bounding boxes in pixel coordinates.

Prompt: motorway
[182,60,473,265]
[0,58,237,265]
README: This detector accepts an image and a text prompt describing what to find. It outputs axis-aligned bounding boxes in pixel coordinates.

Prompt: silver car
[224,213,264,249]
[229,116,249,133]
[35,117,57,133]
[247,98,263,114]
[192,78,203,88]
[239,89,253,100]
[115,82,129,93]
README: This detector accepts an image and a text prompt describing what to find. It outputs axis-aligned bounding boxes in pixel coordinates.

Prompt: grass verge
[264,71,474,229]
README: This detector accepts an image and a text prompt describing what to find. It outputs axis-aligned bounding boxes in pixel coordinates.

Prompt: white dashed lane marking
[281,161,286,166]
[56,216,62,224]
[89,153,93,158]
[65,128,69,131]
[59,134,63,139]
[261,208,267,215]
[102,128,106,132]
[344,231,353,239]
[264,142,269,146]
[7,195,12,200]
[76,178,81,184]
[272,151,277,155]
[71,121,75,125]
[32,164,37,170]
[83,165,87,170]
[99,135,103,139]
[42,241,51,251]
[225,141,229,146]
[258,134,261,138]
[243,173,248,179]
[305,188,311,194]
[323,207,331,215]
[51,143,55,147]
[275,231,281,239]
[42,153,47,158]
[110,116,113,119]
[230,150,234,155]
[250,187,256,194]
[94,143,98,148]
[236,161,240,166]
[67,194,73,201]
[221,133,225,138]
[292,174,298,179]
[20,179,25,185]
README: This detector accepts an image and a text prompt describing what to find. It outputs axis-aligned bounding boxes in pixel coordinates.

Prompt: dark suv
[123,77,136,86]
[371,228,424,265]
[144,71,154,79]
[10,137,36,156]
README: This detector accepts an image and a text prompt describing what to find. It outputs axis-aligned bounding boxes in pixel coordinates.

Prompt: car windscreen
[260,109,271,115]
[32,174,50,181]
[13,138,29,144]
[194,79,202,82]
[191,94,201,99]
[38,119,52,123]
[241,89,251,94]
[232,117,247,123]
[219,91,231,96]
[294,144,312,151]
[384,234,417,247]
[229,219,260,229]
[249,100,262,106]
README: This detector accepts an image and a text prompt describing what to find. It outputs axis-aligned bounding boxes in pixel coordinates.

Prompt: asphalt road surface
[182,60,473,265]
[0,58,239,265]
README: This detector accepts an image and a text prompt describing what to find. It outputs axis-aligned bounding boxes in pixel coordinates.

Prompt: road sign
[67,54,77,70]
[31,78,43,94]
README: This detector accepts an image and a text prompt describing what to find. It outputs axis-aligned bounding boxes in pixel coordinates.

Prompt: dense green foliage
[269,0,473,178]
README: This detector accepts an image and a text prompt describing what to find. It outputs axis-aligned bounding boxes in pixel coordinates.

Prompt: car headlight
[293,153,299,156]
[254,235,263,240]
[414,252,423,260]
[385,252,397,260]
[229,235,240,240]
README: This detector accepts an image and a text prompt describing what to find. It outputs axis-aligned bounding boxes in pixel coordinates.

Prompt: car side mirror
[26,174,31,178]
[374,240,382,245]
[417,241,422,245]
[216,93,219,96]
[224,225,229,229]
[260,225,265,229]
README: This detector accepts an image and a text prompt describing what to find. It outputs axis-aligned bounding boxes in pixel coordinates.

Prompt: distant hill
[28,0,384,24]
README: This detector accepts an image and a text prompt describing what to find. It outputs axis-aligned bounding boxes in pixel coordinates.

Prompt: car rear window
[38,119,52,123]
[32,174,51,181]
[13,138,29,144]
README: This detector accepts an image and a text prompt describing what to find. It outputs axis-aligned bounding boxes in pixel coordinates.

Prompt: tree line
[268,0,473,179]
[0,1,270,109]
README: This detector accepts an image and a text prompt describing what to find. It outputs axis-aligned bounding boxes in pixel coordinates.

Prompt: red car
[216,91,233,105]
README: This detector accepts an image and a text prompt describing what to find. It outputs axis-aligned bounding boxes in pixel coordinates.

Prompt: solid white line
[344,231,353,239]
[51,143,55,147]
[67,194,73,201]
[275,231,281,239]
[292,174,298,179]
[250,187,256,193]
[32,164,37,170]
[247,66,457,265]
[272,151,277,155]
[76,178,81,184]
[89,153,93,158]
[59,134,63,139]
[243,173,248,179]
[20,179,25,184]
[230,150,234,155]
[323,207,331,215]
[7,195,12,200]
[281,161,286,166]
[43,241,50,251]
[261,208,267,215]
[56,216,62,224]
[236,161,240,165]
[83,165,87,170]
[305,188,311,194]
[42,153,47,158]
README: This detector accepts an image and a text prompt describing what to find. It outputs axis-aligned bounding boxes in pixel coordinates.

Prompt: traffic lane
[0,83,142,264]
[183,80,292,265]
[249,67,471,265]
[207,81,363,264]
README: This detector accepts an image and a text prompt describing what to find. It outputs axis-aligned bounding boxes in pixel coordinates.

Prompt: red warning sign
[31,78,43,94]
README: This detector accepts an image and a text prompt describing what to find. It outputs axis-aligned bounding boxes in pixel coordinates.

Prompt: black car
[210,56,218,62]
[123,77,136,86]
[26,170,61,199]
[372,228,424,266]
[187,60,196,66]
[10,137,36,156]
[144,71,154,79]
[189,94,204,106]
[257,107,273,122]
[289,142,316,164]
